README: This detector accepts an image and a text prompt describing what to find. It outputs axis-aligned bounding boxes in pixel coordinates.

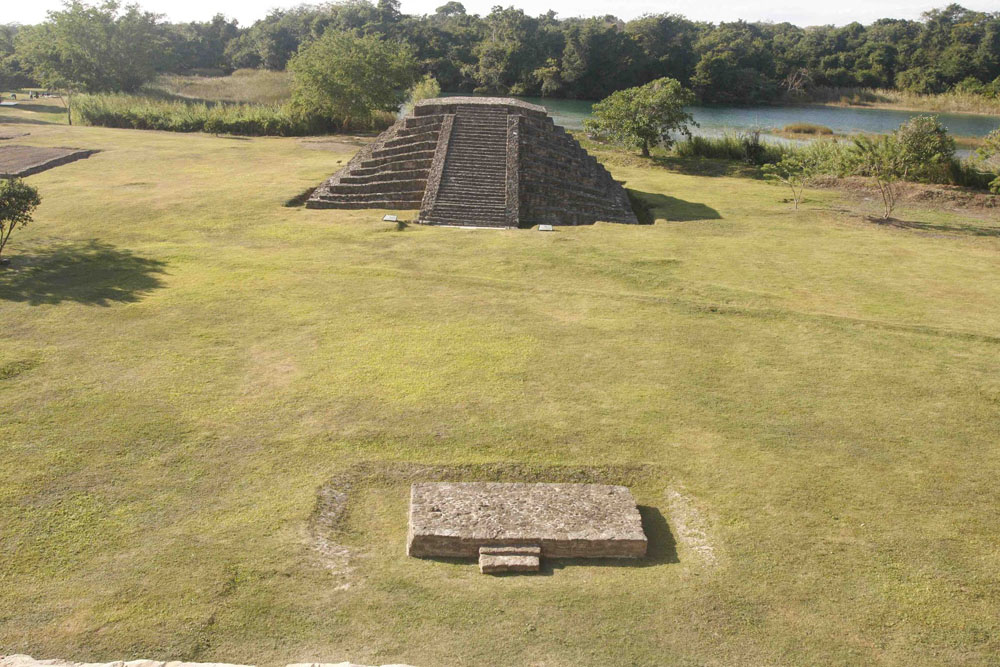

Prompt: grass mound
[782,122,834,135]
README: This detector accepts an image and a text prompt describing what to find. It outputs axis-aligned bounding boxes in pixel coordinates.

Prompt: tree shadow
[881,217,1000,237]
[628,189,721,223]
[0,114,61,126]
[0,240,167,306]
[650,155,762,178]
[9,103,68,115]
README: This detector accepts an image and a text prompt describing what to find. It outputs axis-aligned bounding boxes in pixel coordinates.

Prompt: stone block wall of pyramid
[307,97,638,228]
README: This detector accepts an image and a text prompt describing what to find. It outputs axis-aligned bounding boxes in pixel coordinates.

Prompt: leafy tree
[401,73,441,114]
[850,136,905,219]
[584,77,695,157]
[469,6,545,95]
[0,179,41,265]
[975,129,1000,193]
[15,1,166,93]
[288,29,417,128]
[893,115,955,181]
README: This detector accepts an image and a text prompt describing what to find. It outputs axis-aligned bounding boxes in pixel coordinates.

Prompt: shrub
[894,115,955,182]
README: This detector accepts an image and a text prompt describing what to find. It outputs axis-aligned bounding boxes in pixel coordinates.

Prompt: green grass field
[1,103,999,666]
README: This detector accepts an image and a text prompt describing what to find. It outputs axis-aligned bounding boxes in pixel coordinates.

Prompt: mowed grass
[1,106,1000,666]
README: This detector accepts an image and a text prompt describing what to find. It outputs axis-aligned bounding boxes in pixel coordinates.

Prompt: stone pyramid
[307,97,638,228]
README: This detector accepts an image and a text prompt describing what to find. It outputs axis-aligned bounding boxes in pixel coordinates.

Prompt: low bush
[71,93,394,136]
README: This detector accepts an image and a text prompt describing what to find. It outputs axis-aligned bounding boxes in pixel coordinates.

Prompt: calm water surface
[511,96,1000,139]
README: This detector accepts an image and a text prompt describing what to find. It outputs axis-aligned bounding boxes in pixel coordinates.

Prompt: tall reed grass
[673,132,790,165]
[797,86,1000,115]
[71,93,394,136]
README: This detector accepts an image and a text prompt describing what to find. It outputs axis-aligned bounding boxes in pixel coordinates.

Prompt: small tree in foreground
[0,178,41,265]
[584,77,696,157]
[850,136,904,220]
[762,154,818,209]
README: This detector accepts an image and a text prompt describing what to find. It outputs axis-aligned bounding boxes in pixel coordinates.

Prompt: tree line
[2,1,1000,103]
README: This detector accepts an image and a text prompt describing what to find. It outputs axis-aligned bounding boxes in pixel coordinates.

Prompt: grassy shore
[801,86,1000,116]
[2,103,1000,665]
[149,69,293,105]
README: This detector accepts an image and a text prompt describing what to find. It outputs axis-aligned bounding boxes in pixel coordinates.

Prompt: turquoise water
[512,96,1000,139]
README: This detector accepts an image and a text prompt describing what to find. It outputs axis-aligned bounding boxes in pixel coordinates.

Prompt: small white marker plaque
[538,224,554,231]
[382,214,398,222]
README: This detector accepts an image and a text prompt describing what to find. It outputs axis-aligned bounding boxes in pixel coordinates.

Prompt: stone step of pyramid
[327,179,427,194]
[384,130,440,148]
[341,169,428,184]
[306,198,422,210]
[370,144,437,161]
[352,160,432,177]
[312,189,425,203]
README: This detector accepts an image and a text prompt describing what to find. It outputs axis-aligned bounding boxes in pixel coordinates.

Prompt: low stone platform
[0,145,97,177]
[407,482,647,570]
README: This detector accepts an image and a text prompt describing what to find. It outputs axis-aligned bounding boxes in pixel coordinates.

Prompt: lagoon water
[510,96,1000,139]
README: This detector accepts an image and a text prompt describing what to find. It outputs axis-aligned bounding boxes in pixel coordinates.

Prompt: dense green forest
[2,1,1000,103]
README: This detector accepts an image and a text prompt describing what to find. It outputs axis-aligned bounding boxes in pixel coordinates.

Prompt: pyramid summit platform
[307,97,638,228]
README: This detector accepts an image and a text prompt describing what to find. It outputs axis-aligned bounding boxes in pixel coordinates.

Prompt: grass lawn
[1,105,999,666]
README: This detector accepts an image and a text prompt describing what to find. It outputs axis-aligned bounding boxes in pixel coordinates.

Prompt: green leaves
[0,178,41,261]
[584,77,696,157]
[287,30,417,129]
[15,1,165,93]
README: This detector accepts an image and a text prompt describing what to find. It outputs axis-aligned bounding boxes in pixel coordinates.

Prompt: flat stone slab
[0,145,96,177]
[407,482,647,560]
[479,545,542,574]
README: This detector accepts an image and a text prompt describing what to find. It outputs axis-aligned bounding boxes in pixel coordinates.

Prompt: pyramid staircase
[306,115,443,209]
[420,104,509,227]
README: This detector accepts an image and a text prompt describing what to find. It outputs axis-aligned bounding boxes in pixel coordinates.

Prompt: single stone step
[478,546,542,574]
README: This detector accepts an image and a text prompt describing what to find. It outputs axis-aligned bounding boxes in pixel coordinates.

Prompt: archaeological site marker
[407,482,647,573]
[308,97,638,228]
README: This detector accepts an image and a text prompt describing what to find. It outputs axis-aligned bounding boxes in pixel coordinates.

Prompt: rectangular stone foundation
[407,482,647,560]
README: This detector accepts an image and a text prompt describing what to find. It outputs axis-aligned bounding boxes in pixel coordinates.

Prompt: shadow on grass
[628,189,721,223]
[650,155,762,178]
[878,217,1000,237]
[0,240,167,306]
[10,103,68,115]
[0,113,60,126]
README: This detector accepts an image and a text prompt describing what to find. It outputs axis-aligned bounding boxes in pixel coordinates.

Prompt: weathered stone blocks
[307,97,638,227]
[407,482,647,566]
